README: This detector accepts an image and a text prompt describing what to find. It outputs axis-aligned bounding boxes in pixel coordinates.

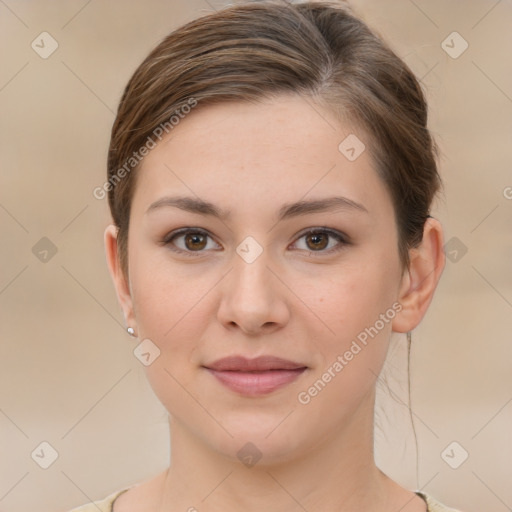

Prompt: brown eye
[184,232,207,251]
[305,232,329,251]
[292,228,348,255]
[164,228,220,255]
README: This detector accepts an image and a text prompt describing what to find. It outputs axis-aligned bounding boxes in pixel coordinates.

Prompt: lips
[203,356,308,396]
[204,355,307,372]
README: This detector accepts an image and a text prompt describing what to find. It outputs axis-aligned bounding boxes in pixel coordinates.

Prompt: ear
[392,217,446,333]
[104,224,136,331]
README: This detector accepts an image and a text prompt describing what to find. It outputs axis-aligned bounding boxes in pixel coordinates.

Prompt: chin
[202,421,313,468]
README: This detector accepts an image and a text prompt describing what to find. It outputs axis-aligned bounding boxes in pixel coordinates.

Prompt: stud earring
[127,326,136,337]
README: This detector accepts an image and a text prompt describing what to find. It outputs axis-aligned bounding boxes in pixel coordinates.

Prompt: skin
[105,94,445,512]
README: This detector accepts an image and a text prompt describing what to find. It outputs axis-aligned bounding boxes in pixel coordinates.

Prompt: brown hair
[107,0,441,277]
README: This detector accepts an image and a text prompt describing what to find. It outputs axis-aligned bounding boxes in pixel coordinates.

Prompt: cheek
[293,267,398,417]
[128,237,203,329]
[300,259,399,336]
[128,262,212,416]
[128,248,222,381]
[132,271,207,347]
[299,255,401,380]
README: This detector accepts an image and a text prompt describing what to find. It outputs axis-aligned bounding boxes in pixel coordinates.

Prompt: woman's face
[121,94,407,463]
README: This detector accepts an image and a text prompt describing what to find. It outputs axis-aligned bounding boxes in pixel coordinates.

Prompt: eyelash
[162,227,350,258]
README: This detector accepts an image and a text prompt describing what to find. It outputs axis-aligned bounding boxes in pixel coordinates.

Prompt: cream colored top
[68,487,462,511]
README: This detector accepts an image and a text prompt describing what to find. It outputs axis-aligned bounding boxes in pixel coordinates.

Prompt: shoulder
[416,491,463,512]
[67,488,131,512]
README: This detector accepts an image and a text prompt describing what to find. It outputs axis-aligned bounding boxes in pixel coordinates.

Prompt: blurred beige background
[1,1,511,511]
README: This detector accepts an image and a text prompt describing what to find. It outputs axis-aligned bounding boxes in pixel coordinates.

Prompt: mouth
[202,355,308,396]
[204,367,308,396]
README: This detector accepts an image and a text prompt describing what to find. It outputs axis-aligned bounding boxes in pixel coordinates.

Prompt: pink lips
[203,355,308,396]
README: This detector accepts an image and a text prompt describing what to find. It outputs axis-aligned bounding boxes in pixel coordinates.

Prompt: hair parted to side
[107,0,442,278]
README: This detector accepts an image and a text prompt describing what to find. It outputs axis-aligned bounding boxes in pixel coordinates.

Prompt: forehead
[133,94,393,220]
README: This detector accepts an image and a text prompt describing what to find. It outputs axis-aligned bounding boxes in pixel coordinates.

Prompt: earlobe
[104,224,136,330]
[392,217,446,333]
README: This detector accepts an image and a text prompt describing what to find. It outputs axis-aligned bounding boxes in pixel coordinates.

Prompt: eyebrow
[146,195,368,222]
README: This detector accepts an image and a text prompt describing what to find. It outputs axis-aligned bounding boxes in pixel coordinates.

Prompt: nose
[216,250,290,336]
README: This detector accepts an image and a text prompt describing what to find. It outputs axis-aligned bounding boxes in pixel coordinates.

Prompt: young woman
[70,1,460,511]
